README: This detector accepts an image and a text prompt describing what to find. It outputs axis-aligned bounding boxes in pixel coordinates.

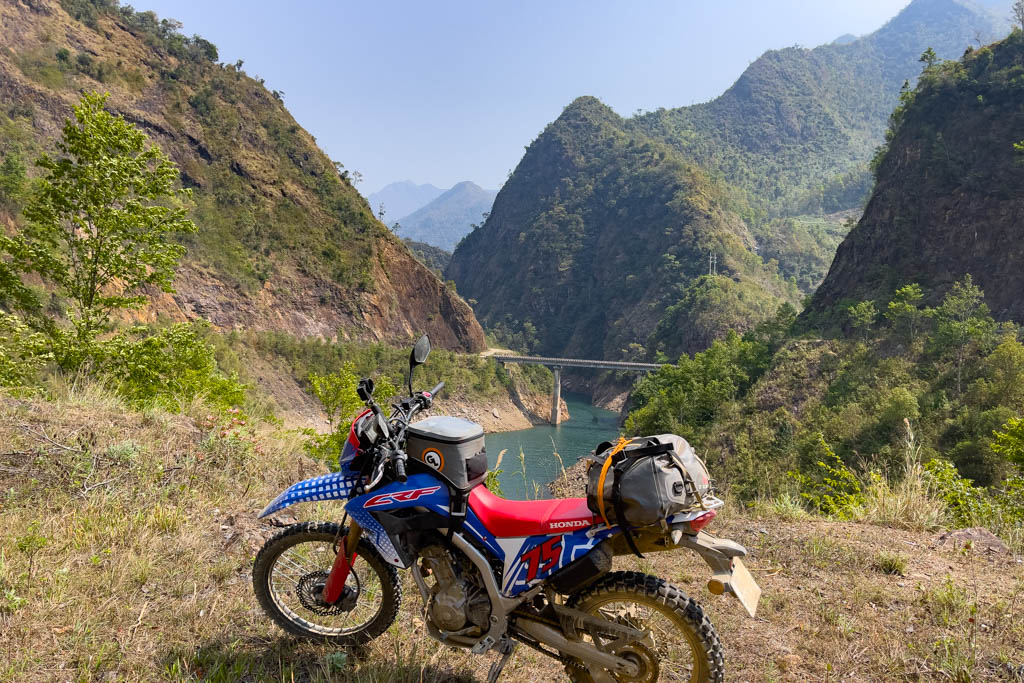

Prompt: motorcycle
[253,335,760,682]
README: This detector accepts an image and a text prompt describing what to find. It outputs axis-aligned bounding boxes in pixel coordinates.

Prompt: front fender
[258,471,359,518]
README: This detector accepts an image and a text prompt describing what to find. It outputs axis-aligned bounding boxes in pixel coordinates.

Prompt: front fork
[323,522,362,604]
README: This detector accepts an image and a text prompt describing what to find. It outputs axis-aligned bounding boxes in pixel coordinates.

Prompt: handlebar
[428,381,444,398]
[393,452,407,483]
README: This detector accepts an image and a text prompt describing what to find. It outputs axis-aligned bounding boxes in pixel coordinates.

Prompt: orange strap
[596,437,630,527]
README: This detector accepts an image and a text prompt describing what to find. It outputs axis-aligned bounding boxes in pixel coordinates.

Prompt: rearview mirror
[409,335,430,395]
[356,377,375,402]
[411,335,431,367]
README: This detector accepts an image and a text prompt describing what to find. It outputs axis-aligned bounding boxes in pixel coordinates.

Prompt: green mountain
[403,239,451,275]
[447,97,797,361]
[628,32,1024,500]
[395,181,497,251]
[806,29,1024,326]
[631,0,1009,218]
[448,0,1009,362]
[0,0,485,352]
[367,180,445,225]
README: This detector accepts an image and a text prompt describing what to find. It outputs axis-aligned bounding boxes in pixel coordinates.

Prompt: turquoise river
[481,392,620,500]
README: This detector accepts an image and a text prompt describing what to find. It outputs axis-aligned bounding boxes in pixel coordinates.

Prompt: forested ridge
[626,32,1024,552]
[447,96,798,362]
[448,0,1009,367]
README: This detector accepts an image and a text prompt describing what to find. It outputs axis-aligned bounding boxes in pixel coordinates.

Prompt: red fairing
[469,486,597,538]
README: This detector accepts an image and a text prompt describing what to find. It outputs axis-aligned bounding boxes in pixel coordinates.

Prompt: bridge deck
[488,354,663,372]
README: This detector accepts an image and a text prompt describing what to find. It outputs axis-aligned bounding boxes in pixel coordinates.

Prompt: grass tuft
[873,550,908,576]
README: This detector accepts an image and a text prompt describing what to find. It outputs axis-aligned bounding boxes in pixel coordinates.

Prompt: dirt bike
[253,335,760,682]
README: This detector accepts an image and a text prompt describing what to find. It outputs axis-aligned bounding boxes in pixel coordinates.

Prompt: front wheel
[253,521,400,644]
[565,571,724,683]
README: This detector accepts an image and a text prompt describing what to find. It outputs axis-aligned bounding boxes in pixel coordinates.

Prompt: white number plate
[730,558,761,618]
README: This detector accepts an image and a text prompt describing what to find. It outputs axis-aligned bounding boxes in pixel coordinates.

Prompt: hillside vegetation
[448,97,798,362]
[0,0,484,351]
[447,0,1008,365]
[808,28,1024,325]
[625,34,1024,554]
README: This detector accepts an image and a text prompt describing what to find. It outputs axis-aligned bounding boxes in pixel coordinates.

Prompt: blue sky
[140,1,912,194]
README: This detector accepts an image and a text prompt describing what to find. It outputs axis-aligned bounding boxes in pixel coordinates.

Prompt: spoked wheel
[253,521,400,645]
[565,571,724,683]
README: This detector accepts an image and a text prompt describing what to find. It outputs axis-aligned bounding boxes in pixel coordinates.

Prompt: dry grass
[854,421,947,532]
[1,391,1022,682]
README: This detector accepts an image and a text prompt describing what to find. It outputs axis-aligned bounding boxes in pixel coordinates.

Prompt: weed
[932,636,975,683]
[751,492,809,521]
[15,521,47,580]
[873,550,909,576]
[819,602,856,639]
[924,576,972,627]
[485,448,506,496]
[856,420,946,530]
[803,534,860,570]
[1,587,25,614]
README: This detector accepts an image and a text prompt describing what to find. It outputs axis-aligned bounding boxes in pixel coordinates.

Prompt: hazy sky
[140,1,912,194]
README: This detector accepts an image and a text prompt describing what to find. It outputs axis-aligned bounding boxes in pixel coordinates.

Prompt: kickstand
[487,638,517,683]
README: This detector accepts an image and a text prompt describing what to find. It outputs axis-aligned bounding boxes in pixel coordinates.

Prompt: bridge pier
[550,366,561,425]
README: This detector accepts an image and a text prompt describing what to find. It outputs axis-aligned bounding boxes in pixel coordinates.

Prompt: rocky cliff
[0,0,485,352]
[807,31,1024,322]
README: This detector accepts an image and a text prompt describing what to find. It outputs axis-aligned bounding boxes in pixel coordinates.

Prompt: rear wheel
[565,571,724,683]
[253,521,400,645]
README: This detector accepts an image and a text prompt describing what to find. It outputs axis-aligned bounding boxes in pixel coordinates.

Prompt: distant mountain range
[394,182,497,252]
[366,181,445,223]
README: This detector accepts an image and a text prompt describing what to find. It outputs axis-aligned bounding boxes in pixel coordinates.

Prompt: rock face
[807,33,1024,323]
[0,0,485,352]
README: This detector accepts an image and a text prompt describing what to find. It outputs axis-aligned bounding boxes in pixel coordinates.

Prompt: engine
[419,545,492,634]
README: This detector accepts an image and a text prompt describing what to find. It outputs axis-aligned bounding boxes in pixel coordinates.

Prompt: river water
[482,392,620,500]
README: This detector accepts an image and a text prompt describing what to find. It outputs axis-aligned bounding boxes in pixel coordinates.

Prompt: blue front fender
[258,471,359,518]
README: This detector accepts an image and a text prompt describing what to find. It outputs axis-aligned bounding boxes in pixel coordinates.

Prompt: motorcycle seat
[468,485,597,538]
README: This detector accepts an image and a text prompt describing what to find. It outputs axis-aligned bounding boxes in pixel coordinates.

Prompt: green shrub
[924,458,992,527]
[0,313,51,387]
[98,322,246,411]
[789,433,864,519]
[303,363,395,469]
[991,417,1024,468]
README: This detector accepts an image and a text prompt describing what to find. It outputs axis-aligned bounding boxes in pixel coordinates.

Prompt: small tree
[1,92,196,367]
[0,152,27,208]
[919,47,939,70]
[885,283,925,342]
[930,274,995,396]
[1013,0,1024,30]
[305,363,395,468]
[847,300,877,340]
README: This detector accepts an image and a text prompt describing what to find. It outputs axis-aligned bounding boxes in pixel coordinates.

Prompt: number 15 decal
[520,536,562,582]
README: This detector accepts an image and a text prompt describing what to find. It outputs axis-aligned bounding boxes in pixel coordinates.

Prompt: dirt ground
[1,392,1021,682]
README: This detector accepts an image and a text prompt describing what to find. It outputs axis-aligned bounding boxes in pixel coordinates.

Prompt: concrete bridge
[488,354,663,425]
